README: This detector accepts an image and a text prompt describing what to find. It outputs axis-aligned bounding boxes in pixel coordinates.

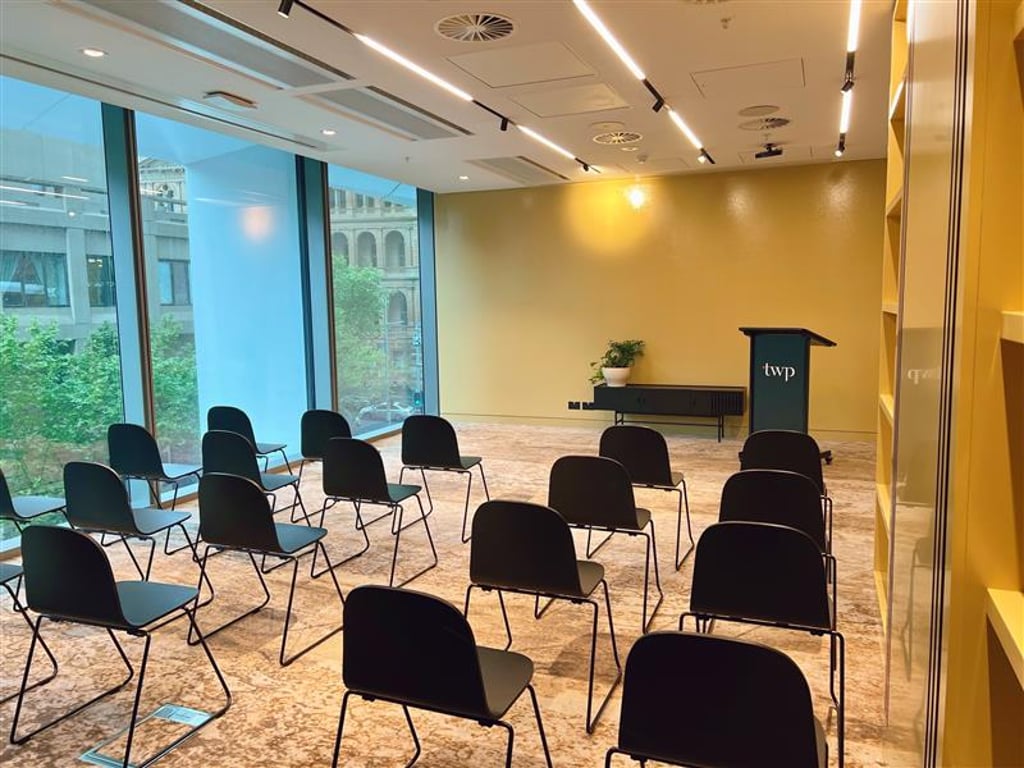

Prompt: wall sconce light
[627,185,647,209]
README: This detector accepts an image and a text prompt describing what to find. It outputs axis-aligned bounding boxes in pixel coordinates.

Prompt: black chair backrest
[108,423,164,478]
[401,414,462,468]
[300,409,351,461]
[198,473,281,552]
[322,438,391,502]
[599,425,674,487]
[740,430,824,493]
[0,467,16,518]
[207,405,257,447]
[470,500,587,596]
[618,631,822,767]
[343,585,489,718]
[548,455,638,529]
[690,522,830,630]
[720,469,826,551]
[63,461,135,531]
[202,430,261,484]
[21,525,125,627]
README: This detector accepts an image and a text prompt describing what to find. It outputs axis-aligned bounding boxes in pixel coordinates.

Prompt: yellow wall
[435,160,885,438]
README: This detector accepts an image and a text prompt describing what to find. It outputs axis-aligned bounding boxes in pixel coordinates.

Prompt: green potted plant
[590,339,645,387]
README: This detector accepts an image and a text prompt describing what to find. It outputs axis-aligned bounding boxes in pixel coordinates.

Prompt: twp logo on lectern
[762,363,797,382]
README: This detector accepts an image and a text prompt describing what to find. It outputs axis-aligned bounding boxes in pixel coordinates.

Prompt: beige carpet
[0,423,888,767]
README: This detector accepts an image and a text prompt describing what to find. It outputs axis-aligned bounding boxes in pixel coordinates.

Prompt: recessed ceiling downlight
[435,13,515,42]
[593,131,643,145]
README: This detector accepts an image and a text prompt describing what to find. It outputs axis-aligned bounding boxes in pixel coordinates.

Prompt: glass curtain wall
[327,166,424,434]
[134,114,306,467]
[0,77,124,542]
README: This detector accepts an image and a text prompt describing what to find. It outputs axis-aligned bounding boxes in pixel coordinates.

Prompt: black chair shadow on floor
[9,526,230,767]
[190,473,345,666]
[0,466,65,534]
[298,409,351,481]
[605,631,827,768]
[207,404,292,474]
[0,563,58,707]
[319,437,437,588]
[63,461,208,598]
[202,429,307,526]
[464,499,621,734]
[549,455,663,634]
[108,422,201,513]
[333,584,553,768]
[679,521,845,768]
[398,414,490,543]
[599,424,694,569]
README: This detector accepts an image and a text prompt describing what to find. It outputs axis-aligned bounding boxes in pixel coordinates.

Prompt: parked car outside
[354,402,415,432]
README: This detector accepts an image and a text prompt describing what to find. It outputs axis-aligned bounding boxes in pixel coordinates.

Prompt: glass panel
[327,165,424,434]
[0,75,123,546]
[135,113,306,470]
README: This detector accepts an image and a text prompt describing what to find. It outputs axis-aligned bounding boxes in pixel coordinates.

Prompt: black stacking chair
[9,526,230,766]
[605,631,827,768]
[63,461,203,584]
[680,521,845,767]
[464,499,621,733]
[740,429,833,543]
[398,415,490,543]
[599,424,694,569]
[192,473,345,666]
[107,422,201,511]
[548,455,663,633]
[332,585,553,768]
[202,429,307,524]
[207,404,292,473]
[298,408,351,480]
[0,563,57,705]
[0,466,65,532]
[320,437,437,588]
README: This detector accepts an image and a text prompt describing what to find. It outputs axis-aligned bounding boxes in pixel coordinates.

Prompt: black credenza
[592,384,746,441]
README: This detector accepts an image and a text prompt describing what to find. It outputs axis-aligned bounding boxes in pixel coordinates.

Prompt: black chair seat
[132,506,191,537]
[460,455,482,470]
[256,441,286,456]
[577,560,605,597]
[117,581,199,628]
[0,562,22,584]
[479,646,534,718]
[262,473,300,493]
[387,482,421,503]
[12,495,65,520]
[273,523,328,555]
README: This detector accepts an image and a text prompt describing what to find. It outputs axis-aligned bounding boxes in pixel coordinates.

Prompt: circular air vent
[592,131,643,146]
[435,13,515,42]
[739,117,791,131]
[738,104,780,117]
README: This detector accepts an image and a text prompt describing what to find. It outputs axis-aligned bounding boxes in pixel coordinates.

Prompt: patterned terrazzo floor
[0,422,892,767]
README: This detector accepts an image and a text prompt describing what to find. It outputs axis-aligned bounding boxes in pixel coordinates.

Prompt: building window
[0,251,69,307]
[331,231,349,264]
[385,231,406,269]
[87,255,115,307]
[388,292,408,324]
[158,259,191,306]
[356,232,377,267]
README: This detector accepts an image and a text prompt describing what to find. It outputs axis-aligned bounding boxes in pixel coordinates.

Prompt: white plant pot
[602,367,631,387]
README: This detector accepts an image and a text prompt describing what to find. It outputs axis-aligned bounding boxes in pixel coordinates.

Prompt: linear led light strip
[572,0,715,165]
[276,0,598,173]
[835,0,862,157]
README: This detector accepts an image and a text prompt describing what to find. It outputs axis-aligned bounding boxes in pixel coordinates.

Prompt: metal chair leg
[526,683,554,768]
[585,579,623,734]
[276,448,294,475]
[0,578,58,706]
[640,525,664,633]
[189,549,271,646]
[460,470,474,543]
[673,483,694,570]
[311,501,371,577]
[389,496,438,589]
[586,527,616,558]
[496,719,515,768]
[279,545,345,666]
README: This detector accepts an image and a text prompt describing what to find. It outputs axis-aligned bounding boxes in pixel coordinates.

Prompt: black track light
[500,117,509,132]
[277,0,294,19]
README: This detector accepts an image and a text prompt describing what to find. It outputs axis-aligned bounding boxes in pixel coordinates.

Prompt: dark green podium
[739,327,836,435]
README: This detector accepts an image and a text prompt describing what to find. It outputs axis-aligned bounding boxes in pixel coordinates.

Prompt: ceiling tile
[512,83,628,118]
[448,41,594,88]
[692,58,806,100]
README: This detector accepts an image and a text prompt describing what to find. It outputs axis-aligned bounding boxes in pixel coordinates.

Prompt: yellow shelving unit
[986,588,1024,689]
[1001,310,1024,343]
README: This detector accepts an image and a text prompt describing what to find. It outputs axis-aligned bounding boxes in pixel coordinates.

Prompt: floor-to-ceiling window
[327,166,424,434]
[0,76,123,542]
[134,114,306,467]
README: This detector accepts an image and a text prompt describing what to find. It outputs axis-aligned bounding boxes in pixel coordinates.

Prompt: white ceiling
[0,0,892,194]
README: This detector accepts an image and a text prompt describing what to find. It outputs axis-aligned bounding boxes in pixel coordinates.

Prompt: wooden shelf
[889,76,907,123]
[875,570,890,634]
[882,301,898,315]
[986,588,1024,688]
[1001,311,1024,343]
[880,393,895,424]
[886,187,904,219]
[876,483,892,536]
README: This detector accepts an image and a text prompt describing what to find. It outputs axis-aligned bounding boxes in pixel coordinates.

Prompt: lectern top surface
[738,327,837,346]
